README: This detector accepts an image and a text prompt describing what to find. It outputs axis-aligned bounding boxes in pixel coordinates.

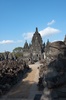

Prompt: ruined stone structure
[0,59,30,97]
[38,39,66,100]
[23,27,44,62]
[64,35,66,45]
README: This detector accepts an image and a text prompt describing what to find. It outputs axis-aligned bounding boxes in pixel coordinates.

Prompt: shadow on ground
[23,68,32,79]
[0,80,42,100]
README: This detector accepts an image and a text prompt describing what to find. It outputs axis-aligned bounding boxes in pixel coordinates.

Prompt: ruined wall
[38,41,66,100]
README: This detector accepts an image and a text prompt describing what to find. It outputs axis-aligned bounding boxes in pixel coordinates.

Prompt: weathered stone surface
[38,40,66,100]
[43,42,66,89]
[41,87,52,100]
[0,59,30,97]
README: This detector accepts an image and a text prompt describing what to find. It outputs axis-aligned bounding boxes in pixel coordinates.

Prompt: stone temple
[23,27,45,62]
[31,27,43,56]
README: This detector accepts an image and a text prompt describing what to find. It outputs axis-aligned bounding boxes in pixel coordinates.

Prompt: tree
[13,47,23,58]
[13,47,23,53]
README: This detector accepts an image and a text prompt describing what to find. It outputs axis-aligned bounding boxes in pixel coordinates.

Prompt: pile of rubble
[0,58,29,97]
[38,41,66,100]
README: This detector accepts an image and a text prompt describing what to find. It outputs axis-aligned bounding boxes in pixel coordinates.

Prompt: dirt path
[2,62,42,100]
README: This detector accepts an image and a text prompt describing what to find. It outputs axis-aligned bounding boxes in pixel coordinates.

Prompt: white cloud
[0,40,23,44]
[23,32,33,40]
[22,27,60,40]
[17,40,23,43]
[47,20,55,25]
[40,27,60,37]
[0,40,14,44]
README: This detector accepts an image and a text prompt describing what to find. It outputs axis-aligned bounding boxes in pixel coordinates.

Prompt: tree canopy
[13,47,23,53]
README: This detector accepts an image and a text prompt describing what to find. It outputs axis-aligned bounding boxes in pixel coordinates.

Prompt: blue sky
[0,0,66,52]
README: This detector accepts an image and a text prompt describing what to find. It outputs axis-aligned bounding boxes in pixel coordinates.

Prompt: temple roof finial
[36,27,38,33]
